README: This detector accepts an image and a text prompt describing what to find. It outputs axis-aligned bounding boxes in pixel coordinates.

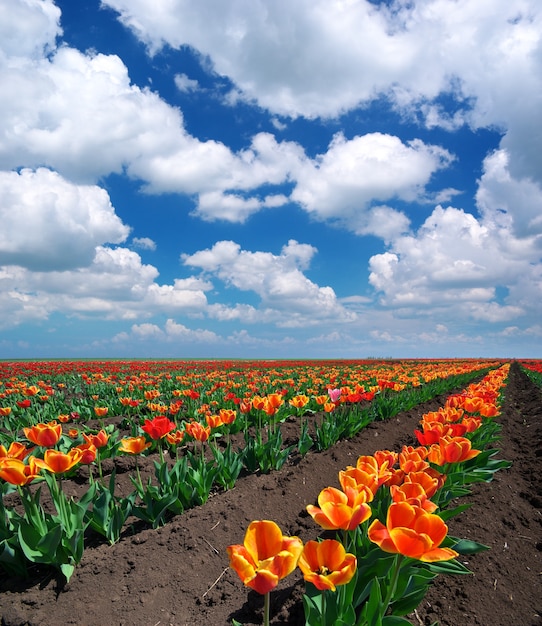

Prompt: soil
[0,361,540,626]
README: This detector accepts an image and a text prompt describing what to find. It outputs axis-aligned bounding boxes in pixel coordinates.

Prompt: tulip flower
[83,429,109,448]
[399,445,430,473]
[218,408,237,425]
[33,448,84,474]
[23,385,40,396]
[93,407,109,417]
[338,467,378,503]
[390,482,438,513]
[185,421,211,443]
[118,436,152,455]
[368,501,458,562]
[141,415,176,440]
[206,413,224,429]
[289,394,310,409]
[0,457,42,486]
[165,429,185,447]
[307,486,372,531]
[402,470,441,499]
[298,539,356,592]
[427,436,481,466]
[0,407,12,416]
[23,421,62,447]
[76,442,98,465]
[0,441,32,461]
[227,520,303,595]
[16,399,31,408]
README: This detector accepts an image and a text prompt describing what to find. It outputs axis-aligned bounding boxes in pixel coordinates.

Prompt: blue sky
[0,0,541,359]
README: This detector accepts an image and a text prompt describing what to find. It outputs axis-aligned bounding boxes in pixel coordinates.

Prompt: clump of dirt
[0,362,540,626]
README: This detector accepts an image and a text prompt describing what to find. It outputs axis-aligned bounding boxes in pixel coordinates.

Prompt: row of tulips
[227,364,511,626]
[0,360,507,583]
[0,359,502,431]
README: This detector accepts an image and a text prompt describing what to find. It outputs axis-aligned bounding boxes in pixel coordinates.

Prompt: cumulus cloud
[0,246,210,329]
[0,4,459,232]
[0,0,60,58]
[368,201,540,329]
[292,132,452,236]
[0,168,130,270]
[182,239,356,325]
[102,0,542,191]
[114,319,221,344]
[476,149,542,243]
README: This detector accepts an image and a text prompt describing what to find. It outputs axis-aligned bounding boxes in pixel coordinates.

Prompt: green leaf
[382,616,415,625]
[424,558,472,575]
[60,561,75,583]
[438,502,472,521]
[18,520,62,564]
[451,538,490,555]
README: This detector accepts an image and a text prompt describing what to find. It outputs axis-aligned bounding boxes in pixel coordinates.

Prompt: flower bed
[0,360,540,625]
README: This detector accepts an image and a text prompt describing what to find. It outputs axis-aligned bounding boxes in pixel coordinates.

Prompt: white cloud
[182,239,356,325]
[368,200,540,328]
[174,73,199,93]
[0,246,210,329]
[101,0,542,191]
[0,0,60,58]
[115,319,221,344]
[291,133,453,236]
[132,237,156,250]
[0,5,462,232]
[0,168,130,270]
[476,149,542,242]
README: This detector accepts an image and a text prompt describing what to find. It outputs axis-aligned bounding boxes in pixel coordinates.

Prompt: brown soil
[1,362,540,626]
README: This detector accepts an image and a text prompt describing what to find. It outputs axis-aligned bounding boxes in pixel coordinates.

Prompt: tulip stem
[263,591,270,626]
[382,554,404,615]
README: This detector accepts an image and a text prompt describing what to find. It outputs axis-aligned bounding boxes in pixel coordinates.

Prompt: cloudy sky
[1,0,541,359]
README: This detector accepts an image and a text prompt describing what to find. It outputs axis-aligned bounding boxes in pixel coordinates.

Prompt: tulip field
[0,358,540,625]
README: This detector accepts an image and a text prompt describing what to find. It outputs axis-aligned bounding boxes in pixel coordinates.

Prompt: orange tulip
[239,399,252,414]
[206,413,224,429]
[185,421,211,442]
[427,436,481,466]
[0,441,32,461]
[306,486,372,531]
[23,385,40,396]
[289,394,309,409]
[390,482,438,513]
[93,407,109,417]
[83,429,109,448]
[218,408,237,425]
[461,416,482,433]
[399,445,430,473]
[23,421,62,447]
[0,407,12,416]
[118,436,152,455]
[166,429,185,446]
[0,457,42,485]
[368,502,458,562]
[338,467,378,502]
[33,448,83,474]
[402,470,441,499]
[298,539,357,592]
[227,520,303,595]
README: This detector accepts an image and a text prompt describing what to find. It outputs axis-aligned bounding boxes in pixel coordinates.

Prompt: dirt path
[1,362,540,626]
